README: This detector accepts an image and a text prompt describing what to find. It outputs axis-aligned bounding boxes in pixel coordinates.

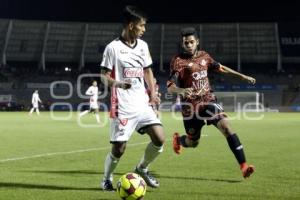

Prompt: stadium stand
[0,19,299,112]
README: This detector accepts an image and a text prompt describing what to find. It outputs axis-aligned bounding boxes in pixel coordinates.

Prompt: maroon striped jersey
[168,50,221,114]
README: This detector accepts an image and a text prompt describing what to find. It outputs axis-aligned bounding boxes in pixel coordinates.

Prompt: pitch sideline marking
[0,141,151,163]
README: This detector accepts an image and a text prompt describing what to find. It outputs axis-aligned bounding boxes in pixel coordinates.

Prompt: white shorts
[90,102,99,110]
[32,103,39,108]
[110,105,162,142]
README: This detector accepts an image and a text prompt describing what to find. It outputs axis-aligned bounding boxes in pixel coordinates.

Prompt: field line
[0,141,150,163]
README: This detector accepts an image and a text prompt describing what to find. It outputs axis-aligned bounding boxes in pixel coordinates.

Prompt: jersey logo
[201,59,207,66]
[192,70,207,80]
[123,67,144,78]
[119,118,128,126]
[120,49,128,54]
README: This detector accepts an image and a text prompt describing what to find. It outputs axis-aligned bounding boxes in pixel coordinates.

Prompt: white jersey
[85,86,99,109]
[101,37,152,118]
[32,93,41,108]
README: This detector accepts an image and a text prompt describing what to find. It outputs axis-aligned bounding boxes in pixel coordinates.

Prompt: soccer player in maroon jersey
[167,27,255,178]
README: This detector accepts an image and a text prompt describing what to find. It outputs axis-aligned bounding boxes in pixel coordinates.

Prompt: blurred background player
[79,80,101,123]
[167,27,256,179]
[100,5,165,191]
[175,95,181,112]
[29,90,42,115]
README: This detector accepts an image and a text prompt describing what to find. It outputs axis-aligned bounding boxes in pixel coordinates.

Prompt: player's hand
[116,81,131,89]
[194,88,208,96]
[243,75,256,85]
[180,88,193,99]
[149,94,161,105]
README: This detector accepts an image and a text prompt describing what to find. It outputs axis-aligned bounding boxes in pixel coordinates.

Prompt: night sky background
[0,0,300,23]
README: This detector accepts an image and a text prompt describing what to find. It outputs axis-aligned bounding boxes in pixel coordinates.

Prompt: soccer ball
[116,172,147,200]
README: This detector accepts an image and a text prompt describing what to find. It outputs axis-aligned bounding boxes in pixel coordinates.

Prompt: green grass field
[0,112,299,200]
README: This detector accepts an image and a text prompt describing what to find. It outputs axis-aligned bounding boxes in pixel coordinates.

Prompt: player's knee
[152,138,164,147]
[112,150,125,158]
[158,133,166,145]
[149,126,165,146]
[222,127,231,136]
[217,119,232,136]
[112,143,126,158]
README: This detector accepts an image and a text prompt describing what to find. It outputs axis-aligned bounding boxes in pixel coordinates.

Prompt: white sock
[29,108,34,114]
[103,153,119,181]
[138,142,163,170]
[95,114,100,123]
[79,110,89,117]
[36,109,40,115]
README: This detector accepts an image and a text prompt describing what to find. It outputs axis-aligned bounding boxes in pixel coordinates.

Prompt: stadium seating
[0,19,299,111]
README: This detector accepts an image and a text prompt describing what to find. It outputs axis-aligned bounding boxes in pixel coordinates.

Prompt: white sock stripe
[236,145,243,150]
[150,142,164,150]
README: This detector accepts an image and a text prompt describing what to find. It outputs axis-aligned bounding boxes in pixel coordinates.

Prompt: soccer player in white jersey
[79,80,101,123]
[100,5,165,191]
[29,90,42,115]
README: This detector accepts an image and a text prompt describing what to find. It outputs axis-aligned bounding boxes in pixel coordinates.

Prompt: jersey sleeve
[100,45,114,70]
[32,94,40,104]
[205,52,220,71]
[143,42,153,68]
[85,87,93,96]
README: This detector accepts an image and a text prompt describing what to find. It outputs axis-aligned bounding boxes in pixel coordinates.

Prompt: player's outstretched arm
[100,69,131,89]
[219,64,256,85]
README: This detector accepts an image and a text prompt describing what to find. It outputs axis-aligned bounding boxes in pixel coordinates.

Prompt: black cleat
[101,179,114,191]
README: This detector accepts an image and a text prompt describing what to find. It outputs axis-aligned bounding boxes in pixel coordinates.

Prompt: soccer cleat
[134,166,159,188]
[101,179,114,191]
[241,164,255,178]
[173,132,182,154]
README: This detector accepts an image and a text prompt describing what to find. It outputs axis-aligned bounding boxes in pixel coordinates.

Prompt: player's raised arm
[218,64,256,85]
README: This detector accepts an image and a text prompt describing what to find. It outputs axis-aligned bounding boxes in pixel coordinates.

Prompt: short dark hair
[181,27,198,38]
[123,5,147,24]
